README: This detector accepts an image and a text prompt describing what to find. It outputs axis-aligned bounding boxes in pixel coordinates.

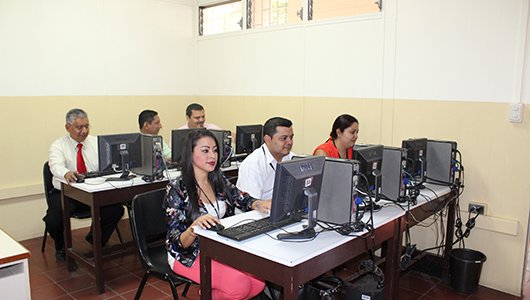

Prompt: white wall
[0,0,197,96]
[393,0,526,102]
[197,0,529,103]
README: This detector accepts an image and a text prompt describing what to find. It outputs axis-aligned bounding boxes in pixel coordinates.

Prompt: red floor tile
[21,226,523,300]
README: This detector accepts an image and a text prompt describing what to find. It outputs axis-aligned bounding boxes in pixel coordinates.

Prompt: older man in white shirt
[46,108,124,261]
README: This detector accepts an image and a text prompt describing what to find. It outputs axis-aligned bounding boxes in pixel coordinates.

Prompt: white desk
[196,184,453,300]
[196,210,402,299]
[0,228,31,300]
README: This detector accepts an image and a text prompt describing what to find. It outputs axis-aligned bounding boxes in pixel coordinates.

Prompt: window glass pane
[311,0,379,21]
[249,0,301,28]
[200,1,242,36]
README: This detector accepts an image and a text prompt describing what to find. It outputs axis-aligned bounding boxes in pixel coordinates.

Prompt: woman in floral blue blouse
[164,129,270,299]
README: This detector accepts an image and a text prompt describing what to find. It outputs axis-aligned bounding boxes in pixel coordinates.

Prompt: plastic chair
[41,161,123,252]
[130,188,193,300]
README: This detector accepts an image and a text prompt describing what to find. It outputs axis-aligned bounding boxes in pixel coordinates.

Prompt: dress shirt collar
[260,144,293,169]
[66,135,87,148]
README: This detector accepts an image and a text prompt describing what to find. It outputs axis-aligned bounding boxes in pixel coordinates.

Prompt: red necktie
[77,143,87,174]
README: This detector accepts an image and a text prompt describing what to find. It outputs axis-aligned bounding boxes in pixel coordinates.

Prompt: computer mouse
[207,223,225,232]
[75,174,85,183]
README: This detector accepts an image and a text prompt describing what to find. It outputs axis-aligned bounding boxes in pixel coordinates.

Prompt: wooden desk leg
[61,191,75,272]
[200,243,213,300]
[442,197,456,282]
[92,202,104,294]
[282,278,297,300]
[387,218,401,300]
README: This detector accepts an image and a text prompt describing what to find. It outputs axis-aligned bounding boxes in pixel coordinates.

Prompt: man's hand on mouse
[64,171,83,183]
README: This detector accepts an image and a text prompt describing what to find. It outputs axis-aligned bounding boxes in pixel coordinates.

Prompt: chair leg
[41,225,48,252]
[182,282,191,297]
[167,278,180,300]
[134,272,150,300]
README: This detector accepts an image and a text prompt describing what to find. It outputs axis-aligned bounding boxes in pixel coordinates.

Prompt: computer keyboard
[217,216,301,241]
[83,170,118,179]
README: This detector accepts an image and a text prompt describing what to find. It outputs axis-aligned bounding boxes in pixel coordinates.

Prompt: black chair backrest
[130,188,168,267]
[43,161,55,206]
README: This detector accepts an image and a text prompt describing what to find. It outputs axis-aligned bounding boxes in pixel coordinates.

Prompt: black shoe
[56,250,78,271]
[85,233,93,244]
[55,249,65,261]
[85,233,107,247]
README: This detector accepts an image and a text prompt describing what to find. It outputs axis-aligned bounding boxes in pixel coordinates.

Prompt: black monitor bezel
[235,125,263,154]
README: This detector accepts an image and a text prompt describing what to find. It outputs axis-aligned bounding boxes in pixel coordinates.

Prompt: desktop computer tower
[426,140,457,184]
[210,130,232,168]
[132,134,163,177]
[381,146,407,202]
[317,158,358,225]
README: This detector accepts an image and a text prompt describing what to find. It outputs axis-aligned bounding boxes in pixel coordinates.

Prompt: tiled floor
[22,222,522,300]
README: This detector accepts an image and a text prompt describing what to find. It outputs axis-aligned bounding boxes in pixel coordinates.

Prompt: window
[309,0,380,21]
[198,0,382,35]
[247,0,302,28]
[200,1,243,36]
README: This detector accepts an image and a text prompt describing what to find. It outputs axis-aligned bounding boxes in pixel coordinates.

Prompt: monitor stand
[105,170,136,181]
[105,150,136,181]
[277,188,318,240]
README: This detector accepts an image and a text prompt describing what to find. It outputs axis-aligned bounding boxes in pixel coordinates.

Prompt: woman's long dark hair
[330,114,358,139]
[180,129,226,222]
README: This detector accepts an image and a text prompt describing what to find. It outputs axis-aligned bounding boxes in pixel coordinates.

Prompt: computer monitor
[270,155,326,240]
[131,134,164,179]
[171,129,232,168]
[235,125,263,155]
[98,133,142,180]
[401,138,427,184]
[352,145,384,200]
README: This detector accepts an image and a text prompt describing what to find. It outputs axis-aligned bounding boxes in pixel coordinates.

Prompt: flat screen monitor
[401,138,427,183]
[98,133,142,179]
[352,145,384,197]
[271,155,325,240]
[235,125,263,155]
[171,129,232,168]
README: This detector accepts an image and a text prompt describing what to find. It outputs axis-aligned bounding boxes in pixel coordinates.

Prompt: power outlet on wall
[468,202,486,215]
[509,103,523,123]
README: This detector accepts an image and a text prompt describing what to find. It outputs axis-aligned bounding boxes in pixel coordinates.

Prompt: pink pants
[172,255,265,300]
